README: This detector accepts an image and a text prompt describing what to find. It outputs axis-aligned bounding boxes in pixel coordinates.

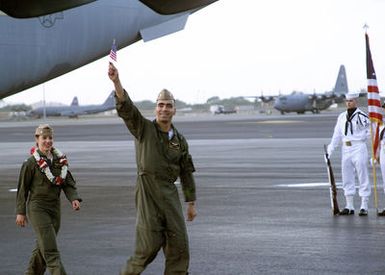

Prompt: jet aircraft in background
[247,65,353,115]
[0,0,217,99]
[28,91,115,118]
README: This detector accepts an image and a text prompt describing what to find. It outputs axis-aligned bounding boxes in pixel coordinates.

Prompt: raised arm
[108,62,124,102]
[107,62,147,140]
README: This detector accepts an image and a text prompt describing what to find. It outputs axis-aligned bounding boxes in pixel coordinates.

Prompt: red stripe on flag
[368,99,382,107]
[373,124,380,159]
[369,112,383,121]
[368,86,379,93]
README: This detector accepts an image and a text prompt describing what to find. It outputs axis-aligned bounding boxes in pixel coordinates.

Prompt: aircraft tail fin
[71,96,79,106]
[333,65,349,96]
[103,91,115,107]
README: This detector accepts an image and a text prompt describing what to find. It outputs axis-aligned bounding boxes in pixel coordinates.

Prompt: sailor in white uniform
[327,93,371,216]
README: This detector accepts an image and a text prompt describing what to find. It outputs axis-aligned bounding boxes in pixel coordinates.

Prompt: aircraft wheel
[280,111,285,115]
[312,108,320,114]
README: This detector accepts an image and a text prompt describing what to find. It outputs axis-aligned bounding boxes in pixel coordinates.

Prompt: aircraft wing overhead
[0,0,218,18]
[140,0,218,15]
[0,0,96,18]
[140,14,189,42]
[0,0,219,100]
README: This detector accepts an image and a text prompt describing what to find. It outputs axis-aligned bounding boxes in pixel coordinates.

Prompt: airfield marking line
[227,120,304,125]
[276,182,343,188]
[255,120,304,124]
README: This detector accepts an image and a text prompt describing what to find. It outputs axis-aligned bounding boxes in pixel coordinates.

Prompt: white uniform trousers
[341,142,371,197]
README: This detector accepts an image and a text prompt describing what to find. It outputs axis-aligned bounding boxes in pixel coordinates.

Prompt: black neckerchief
[345,108,357,135]
[344,108,369,136]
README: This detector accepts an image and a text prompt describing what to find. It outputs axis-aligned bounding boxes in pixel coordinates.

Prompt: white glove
[370,158,378,167]
[324,154,329,164]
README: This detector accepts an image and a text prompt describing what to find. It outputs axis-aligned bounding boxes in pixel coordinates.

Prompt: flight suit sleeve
[115,89,146,140]
[179,139,196,202]
[16,160,33,215]
[62,171,82,203]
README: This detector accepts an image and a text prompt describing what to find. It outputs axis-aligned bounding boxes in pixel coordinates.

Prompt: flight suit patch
[169,141,180,151]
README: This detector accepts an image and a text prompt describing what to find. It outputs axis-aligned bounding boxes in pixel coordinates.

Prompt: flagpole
[365,26,382,214]
[370,124,379,212]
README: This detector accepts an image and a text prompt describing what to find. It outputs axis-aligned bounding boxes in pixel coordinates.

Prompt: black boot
[339,208,354,215]
[378,209,385,216]
[358,209,368,216]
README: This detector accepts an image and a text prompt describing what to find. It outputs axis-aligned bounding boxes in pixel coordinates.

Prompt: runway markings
[256,120,303,124]
[276,182,343,188]
[228,120,303,125]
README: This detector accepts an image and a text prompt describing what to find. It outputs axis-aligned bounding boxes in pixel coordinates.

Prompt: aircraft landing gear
[311,108,320,114]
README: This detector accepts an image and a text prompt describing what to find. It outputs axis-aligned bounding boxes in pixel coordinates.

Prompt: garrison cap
[157,89,175,101]
[35,124,53,136]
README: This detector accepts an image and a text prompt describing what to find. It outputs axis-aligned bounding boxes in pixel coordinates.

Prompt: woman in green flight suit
[15,124,82,275]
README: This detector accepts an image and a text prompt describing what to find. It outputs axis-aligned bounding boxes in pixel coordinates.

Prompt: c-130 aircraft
[248,65,352,115]
[0,0,218,99]
[27,91,115,118]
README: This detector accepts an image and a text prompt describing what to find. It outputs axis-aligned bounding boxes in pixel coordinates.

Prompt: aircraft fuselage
[273,92,333,114]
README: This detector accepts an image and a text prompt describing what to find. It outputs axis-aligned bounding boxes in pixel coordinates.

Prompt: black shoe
[339,208,354,215]
[378,209,385,216]
[359,209,368,216]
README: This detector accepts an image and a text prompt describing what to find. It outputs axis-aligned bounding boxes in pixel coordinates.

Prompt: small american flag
[110,39,117,62]
[366,31,383,159]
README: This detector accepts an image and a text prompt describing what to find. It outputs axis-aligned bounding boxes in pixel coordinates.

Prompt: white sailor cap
[345,93,359,100]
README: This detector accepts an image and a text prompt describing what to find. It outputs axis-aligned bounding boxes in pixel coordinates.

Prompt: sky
[5,0,385,106]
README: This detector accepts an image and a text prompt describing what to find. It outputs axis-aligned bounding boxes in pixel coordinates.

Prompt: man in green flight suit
[108,62,197,275]
[15,124,82,275]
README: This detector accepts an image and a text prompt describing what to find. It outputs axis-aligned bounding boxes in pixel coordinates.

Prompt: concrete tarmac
[2,113,385,274]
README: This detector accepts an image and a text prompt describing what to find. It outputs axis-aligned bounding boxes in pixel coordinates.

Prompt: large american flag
[366,32,383,159]
[110,39,117,62]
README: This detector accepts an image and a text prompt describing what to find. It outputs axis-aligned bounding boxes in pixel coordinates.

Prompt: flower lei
[30,146,68,186]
